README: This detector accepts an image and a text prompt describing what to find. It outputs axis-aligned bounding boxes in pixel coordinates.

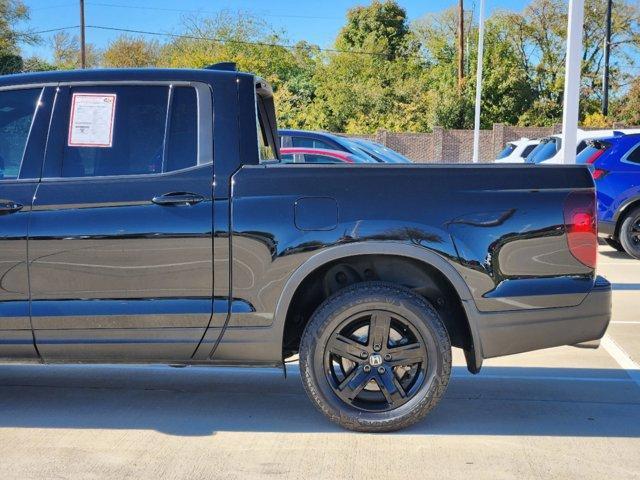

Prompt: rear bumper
[472,276,612,360]
[598,220,616,237]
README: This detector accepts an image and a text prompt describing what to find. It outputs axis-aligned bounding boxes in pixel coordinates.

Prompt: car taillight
[586,148,606,164]
[592,168,608,180]
[563,191,597,269]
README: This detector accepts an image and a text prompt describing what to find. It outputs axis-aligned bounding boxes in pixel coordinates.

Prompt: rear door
[0,86,53,360]
[29,82,215,361]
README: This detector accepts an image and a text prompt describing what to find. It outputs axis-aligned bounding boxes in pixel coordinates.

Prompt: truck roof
[0,67,256,88]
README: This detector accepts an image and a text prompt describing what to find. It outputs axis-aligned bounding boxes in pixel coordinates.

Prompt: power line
[32,26,79,35]
[85,24,392,57]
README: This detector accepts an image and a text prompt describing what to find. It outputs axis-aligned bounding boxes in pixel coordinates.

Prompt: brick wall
[344,123,622,163]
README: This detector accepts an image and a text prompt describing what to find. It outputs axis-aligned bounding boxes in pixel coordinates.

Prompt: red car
[279,147,373,164]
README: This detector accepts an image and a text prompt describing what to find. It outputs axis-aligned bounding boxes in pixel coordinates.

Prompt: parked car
[349,138,413,163]
[576,133,640,258]
[494,138,539,163]
[0,67,611,432]
[280,147,374,164]
[526,129,640,164]
[279,129,410,163]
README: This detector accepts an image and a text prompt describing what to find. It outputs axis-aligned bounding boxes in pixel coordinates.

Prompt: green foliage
[4,0,640,131]
[102,35,161,68]
[51,31,100,69]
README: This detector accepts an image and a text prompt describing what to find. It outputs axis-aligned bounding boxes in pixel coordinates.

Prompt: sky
[20,0,531,60]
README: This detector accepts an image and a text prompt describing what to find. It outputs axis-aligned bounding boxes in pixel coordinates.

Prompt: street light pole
[471,0,486,163]
[602,0,613,116]
[80,0,86,69]
[560,0,585,164]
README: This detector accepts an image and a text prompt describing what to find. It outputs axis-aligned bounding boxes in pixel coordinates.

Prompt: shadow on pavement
[0,364,638,437]
[599,249,634,260]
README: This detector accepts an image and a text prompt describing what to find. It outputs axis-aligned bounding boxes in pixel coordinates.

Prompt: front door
[0,87,53,360]
[29,82,215,362]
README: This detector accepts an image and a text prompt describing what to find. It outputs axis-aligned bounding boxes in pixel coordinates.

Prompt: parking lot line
[610,321,640,324]
[601,335,640,387]
[453,373,633,383]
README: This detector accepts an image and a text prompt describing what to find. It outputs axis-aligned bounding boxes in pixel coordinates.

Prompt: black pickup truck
[0,66,611,432]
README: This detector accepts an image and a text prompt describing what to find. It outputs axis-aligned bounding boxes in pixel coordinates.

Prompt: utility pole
[458,0,464,91]
[80,0,86,69]
[602,0,613,116]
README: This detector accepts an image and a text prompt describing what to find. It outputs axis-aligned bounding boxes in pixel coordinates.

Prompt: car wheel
[619,207,640,259]
[603,237,624,252]
[299,282,451,432]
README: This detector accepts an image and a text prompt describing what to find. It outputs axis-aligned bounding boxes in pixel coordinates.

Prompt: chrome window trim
[42,80,213,180]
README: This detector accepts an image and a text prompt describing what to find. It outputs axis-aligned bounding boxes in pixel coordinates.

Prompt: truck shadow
[0,364,638,437]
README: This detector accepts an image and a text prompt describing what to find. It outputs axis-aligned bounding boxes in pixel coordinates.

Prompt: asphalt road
[0,245,638,480]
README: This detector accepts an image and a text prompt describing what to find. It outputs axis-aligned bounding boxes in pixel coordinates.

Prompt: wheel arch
[614,195,640,238]
[273,242,484,372]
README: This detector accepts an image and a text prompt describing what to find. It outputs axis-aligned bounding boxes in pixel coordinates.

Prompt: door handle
[152,192,204,206]
[0,200,23,214]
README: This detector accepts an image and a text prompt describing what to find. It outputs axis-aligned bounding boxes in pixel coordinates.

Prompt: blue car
[576,132,640,258]
[278,129,412,163]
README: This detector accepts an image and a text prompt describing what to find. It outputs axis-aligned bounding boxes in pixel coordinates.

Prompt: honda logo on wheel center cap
[369,354,383,367]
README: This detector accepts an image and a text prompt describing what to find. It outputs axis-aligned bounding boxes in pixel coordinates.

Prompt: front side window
[303,154,343,164]
[0,88,41,180]
[56,85,199,178]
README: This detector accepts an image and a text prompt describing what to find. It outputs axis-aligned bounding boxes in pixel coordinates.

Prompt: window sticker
[68,93,116,147]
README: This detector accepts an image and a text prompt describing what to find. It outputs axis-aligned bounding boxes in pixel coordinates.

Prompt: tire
[619,207,640,259]
[603,237,624,252]
[299,282,451,432]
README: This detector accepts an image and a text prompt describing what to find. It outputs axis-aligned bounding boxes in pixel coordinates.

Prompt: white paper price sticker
[68,93,117,147]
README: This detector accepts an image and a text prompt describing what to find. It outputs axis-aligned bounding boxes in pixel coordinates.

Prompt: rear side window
[624,143,640,164]
[0,88,41,180]
[53,85,199,178]
[292,137,335,150]
[527,139,558,163]
[521,144,536,158]
[165,87,198,173]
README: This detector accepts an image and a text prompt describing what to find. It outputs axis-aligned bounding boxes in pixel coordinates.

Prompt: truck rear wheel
[619,207,640,259]
[299,282,451,432]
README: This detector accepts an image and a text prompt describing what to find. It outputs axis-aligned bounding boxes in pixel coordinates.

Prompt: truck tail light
[563,191,597,269]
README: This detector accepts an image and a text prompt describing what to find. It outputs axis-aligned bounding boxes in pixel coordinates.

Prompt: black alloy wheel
[620,207,640,260]
[324,310,428,412]
[300,282,451,432]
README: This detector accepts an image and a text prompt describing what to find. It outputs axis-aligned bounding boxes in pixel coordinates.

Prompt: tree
[102,35,161,68]
[162,12,320,129]
[309,1,433,133]
[51,31,100,69]
[496,0,640,125]
[615,77,640,125]
[336,0,412,60]
[0,0,37,74]
[21,56,55,72]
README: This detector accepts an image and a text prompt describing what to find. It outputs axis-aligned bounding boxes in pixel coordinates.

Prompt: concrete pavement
[0,245,638,480]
